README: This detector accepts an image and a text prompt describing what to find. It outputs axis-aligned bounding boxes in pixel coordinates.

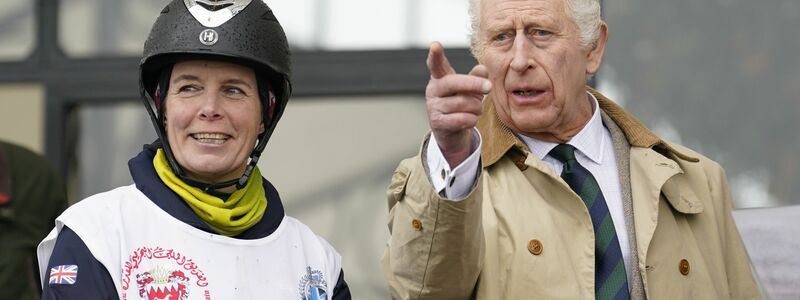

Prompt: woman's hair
[468,0,602,58]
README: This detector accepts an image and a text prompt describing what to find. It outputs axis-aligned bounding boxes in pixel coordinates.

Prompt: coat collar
[476,86,699,169]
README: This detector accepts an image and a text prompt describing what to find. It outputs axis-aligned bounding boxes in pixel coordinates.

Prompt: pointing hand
[425,42,491,168]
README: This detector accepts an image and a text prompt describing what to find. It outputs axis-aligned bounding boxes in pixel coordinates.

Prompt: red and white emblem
[136,266,190,300]
[121,246,210,300]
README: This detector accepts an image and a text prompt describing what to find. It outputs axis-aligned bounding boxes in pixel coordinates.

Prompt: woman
[37,1,350,299]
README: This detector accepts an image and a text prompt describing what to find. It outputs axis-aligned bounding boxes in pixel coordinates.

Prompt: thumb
[427,42,455,79]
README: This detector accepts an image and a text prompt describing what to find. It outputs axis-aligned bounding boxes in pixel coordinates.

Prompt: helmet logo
[199,29,219,45]
[184,0,252,28]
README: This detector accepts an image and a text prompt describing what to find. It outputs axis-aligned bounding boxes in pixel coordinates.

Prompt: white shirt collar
[517,92,606,164]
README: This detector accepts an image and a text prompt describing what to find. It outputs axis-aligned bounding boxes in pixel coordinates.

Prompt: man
[0,140,67,300]
[381,0,759,299]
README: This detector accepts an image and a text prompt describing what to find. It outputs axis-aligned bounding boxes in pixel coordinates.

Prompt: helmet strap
[142,65,185,183]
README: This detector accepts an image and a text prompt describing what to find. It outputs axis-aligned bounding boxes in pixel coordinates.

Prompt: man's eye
[531,29,552,37]
[494,32,511,41]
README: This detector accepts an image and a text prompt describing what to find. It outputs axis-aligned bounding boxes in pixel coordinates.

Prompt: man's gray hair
[468,0,603,58]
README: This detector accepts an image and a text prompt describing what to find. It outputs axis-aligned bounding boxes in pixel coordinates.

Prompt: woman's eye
[224,87,246,97]
[226,87,243,94]
[178,85,199,93]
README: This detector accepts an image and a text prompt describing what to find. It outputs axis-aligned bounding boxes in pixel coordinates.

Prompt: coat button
[528,239,543,255]
[679,259,690,275]
[411,219,423,231]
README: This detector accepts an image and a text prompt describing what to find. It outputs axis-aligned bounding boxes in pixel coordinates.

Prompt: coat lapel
[630,146,709,293]
[629,147,680,296]
[661,172,704,214]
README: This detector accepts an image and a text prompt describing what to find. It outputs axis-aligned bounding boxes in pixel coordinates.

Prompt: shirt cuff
[426,128,482,201]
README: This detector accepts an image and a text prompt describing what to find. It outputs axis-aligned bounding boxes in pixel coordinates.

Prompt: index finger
[427,42,455,79]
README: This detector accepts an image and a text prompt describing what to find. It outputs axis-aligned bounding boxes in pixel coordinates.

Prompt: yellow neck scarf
[153,149,266,236]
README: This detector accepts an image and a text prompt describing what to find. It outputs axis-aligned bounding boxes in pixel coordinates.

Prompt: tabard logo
[136,266,190,300]
[199,29,218,46]
[298,266,328,300]
[121,246,210,300]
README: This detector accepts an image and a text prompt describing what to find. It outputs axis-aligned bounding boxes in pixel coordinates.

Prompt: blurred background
[0,0,797,299]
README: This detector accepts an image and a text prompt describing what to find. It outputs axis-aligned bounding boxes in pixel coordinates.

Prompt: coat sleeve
[709,164,761,299]
[381,150,484,300]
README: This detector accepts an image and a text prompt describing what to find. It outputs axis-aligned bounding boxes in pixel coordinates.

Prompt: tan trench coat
[381,88,759,299]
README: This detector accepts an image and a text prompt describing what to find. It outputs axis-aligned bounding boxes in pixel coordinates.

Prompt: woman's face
[164,60,263,184]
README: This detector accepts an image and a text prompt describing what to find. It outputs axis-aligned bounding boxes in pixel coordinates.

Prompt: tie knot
[549,144,577,163]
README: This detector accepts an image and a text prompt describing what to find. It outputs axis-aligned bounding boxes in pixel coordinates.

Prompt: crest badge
[121,246,210,300]
[298,266,328,300]
[135,265,190,300]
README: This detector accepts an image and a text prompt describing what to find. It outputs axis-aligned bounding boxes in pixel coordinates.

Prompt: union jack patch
[49,265,78,285]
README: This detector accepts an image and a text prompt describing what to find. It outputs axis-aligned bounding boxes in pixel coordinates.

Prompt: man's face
[478,0,606,141]
[165,60,263,184]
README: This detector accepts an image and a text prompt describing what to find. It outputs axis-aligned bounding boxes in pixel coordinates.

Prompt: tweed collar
[475,86,699,169]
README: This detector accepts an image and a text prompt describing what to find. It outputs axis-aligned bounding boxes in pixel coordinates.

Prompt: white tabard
[38,185,341,300]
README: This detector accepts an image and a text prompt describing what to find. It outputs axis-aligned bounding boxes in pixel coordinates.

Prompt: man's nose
[509,33,536,72]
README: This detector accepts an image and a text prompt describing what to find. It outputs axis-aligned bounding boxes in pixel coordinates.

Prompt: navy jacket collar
[128,142,285,239]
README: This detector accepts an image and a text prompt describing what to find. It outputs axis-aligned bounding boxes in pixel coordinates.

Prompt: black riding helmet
[140,0,292,191]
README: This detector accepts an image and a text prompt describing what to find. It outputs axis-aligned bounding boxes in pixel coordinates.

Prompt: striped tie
[550,144,630,300]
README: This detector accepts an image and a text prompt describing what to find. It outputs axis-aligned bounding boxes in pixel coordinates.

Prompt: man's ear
[259,122,265,134]
[586,21,608,75]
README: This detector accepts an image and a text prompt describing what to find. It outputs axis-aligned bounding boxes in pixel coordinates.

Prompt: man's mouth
[191,133,230,144]
[512,89,545,96]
